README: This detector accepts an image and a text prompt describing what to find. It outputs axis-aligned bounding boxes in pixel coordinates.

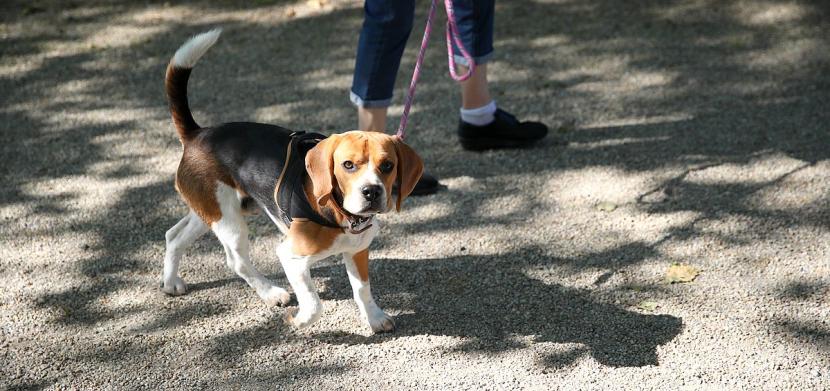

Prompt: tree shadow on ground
[772,280,830,355]
[33,179,182,325]
[204,247,683,369]
[774,318,830,354]
[778,280,827,301]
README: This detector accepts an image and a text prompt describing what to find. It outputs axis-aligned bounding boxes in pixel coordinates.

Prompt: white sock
[460,100,497,126]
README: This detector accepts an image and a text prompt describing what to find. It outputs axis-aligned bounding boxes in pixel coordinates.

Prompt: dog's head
[305,131,423,216]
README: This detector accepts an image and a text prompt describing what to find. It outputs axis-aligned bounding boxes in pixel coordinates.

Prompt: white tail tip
[172,28,222,69]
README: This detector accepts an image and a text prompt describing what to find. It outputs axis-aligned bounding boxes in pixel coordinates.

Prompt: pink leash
[396,0,475,140]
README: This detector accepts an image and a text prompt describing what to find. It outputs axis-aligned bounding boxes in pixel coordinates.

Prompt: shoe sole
[459,137,539,151]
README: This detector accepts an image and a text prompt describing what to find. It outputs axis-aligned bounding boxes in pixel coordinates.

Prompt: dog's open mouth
[345,214,374,234]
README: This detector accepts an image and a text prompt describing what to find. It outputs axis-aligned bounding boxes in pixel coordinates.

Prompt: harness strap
[274,132,341,229]
[274,132,375,234]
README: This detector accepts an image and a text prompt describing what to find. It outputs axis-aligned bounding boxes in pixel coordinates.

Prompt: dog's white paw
[366,309,395,333]
[161,276,187,296]
[284,306,322,329]
[260,286,291,307]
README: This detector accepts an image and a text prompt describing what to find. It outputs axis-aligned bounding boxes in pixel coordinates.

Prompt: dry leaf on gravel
[638,300,659,312]
[665,262,700,284]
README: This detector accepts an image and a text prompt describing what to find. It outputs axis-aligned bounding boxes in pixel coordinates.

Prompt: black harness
[274,131,341,229]
[205,122,373,233]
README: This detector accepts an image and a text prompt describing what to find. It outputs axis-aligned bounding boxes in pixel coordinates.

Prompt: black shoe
[409,171,439,196]
[393,171,440,196]
[458,109,548,151]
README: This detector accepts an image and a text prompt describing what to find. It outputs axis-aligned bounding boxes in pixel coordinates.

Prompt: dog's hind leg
[162,210,208,295]
[212,183,291,306]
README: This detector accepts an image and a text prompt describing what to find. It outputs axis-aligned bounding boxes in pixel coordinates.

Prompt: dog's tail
[165,29,221,141]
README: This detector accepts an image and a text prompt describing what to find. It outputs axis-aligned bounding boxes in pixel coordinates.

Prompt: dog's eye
[342,160,355,171]
[379,161,394,173]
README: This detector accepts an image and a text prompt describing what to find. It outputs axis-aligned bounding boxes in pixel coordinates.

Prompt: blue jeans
[350,0,495,108]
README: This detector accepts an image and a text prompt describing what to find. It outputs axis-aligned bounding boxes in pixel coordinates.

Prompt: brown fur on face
[305,131,423,213]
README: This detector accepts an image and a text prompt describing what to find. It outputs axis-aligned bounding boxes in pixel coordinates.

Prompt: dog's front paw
[366,309,395,333]
[284,306,322,329]
[161,276,187,296]
[260,286,291,307]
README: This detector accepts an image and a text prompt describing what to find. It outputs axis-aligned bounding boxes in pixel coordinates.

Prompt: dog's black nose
[361,185,382,201]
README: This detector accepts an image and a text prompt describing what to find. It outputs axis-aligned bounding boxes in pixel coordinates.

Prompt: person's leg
[452,0,548,150]
[351,0,415,131]
[459,63,491,110]
[352,0,439,195]
[358,107,387,132]
[451,0,495,111]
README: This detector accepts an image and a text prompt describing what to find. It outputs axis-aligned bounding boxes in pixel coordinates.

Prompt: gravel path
[2,0,829,389]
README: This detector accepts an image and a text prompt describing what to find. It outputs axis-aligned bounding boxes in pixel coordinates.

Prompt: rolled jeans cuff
[453,51,494,67]
[350,90,393,108]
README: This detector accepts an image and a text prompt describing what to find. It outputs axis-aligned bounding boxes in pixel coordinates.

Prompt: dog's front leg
[343,249,395,333]
[278,242,322,328]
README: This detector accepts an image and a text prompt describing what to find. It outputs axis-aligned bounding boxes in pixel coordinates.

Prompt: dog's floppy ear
[393,136,424,212]
[305,134,342,206]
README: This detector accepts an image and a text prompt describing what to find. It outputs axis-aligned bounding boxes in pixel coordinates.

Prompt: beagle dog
[161,30,423,333]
